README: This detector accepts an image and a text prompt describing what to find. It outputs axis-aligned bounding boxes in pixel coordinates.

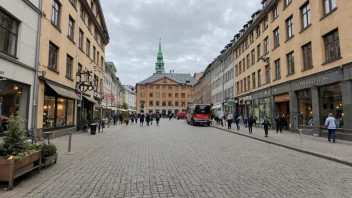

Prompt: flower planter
[42,153,58,168]
[0,151,41,190]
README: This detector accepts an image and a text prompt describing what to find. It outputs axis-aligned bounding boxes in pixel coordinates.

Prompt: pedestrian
[218,111,224,127]
[244,116,248,128]
[130,113,135,125]
[262,116,271,137]
[119,114,123,124]
[235,115,240,130]
[224,111,228,126]
[146,113,151,126]
[325,113,336,143]
[168,113,172,120]
[254,116,257,126]
[248,115,254,134]
[155,112,161,126]
[135,115,138,124]
[275,114,282,133]
[113,113,118,125]
[140,113,145,126]
[150,113,153,125]
[227,112,233,129]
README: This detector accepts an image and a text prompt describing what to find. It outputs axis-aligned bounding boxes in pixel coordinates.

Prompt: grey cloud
[100,0,261,85]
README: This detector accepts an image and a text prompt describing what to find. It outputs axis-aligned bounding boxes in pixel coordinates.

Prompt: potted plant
[0,113,41,190]
[40,143,57,168]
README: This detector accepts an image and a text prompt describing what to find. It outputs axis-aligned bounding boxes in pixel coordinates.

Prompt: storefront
[42,82,79,131]
[0,80,30,133]
[273,93,290,129]
[252,89,271,124]
[238,95,252,117]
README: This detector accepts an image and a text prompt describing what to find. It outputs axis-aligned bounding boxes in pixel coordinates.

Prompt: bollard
[66,132,73,155]
[299,129,303,143]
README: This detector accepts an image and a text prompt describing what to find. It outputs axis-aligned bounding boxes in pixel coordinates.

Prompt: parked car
[177,112,186,120]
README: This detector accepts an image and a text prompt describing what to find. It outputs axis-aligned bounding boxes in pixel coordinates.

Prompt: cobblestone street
[2,119,352,198]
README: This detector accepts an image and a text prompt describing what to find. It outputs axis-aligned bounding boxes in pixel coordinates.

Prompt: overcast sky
[100,0,261,86]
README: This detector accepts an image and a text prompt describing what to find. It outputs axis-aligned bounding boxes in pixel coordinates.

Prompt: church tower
[155,39,165,74]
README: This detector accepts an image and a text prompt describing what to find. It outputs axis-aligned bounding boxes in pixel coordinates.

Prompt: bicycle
[26,128,36,144]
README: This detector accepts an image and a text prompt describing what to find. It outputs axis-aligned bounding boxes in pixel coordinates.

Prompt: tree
[122,101,128,110]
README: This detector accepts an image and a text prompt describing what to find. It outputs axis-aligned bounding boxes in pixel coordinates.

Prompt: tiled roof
[137,73,196,86]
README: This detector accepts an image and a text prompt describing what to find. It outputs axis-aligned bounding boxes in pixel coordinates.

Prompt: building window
[239,61,242,74]
[240,80,242,93]
[149,93,153,97]
[66,54,73,78]
[324,0,337,15]
[251,50,255,65]
[257,44,261,60]
[149,101,153,106]
[69,0,76,7]
[162,93,166,98]
[78,29,83,49]
[250,32,254,43]
[78,63,82,72]
[140,93,145,97]
[302,42,313,70]
[97,51,100,66]
[247,76,250,91]
[258,69,261,87]
[93,46,97,63]
[87,18,91,32]
[181,93,185,98]
[284,0,292,7]
[162,101,166,106]
[264,37,269,55]
[80,6,86,22]
[94,26,98,40]
[68,16,74,40]
[264,15,268,30]
[175,93,179,98]
[168,101,172,106]
[256,26,261,38]
[287,51,295,75]
[243,58,246,71]
[156,92,160,97]
[298,89,312,126]
[319,83,343,128]
[265,65,270,84]
[168,86,172,90]
[247,54,250,69]
[273,28,280,48]
[235,65,238,76]
[175,101,179,107]
[301,3,311,30]
[0,9,19,56]
[252,72,256,89]
[43,96,74,129]
[48,42,58,70]
[168,93,172,98]
[274,59,281,80]
[156,101,160,106]
[286,16,294,39]
[86,39,90,56]
[156,85,160,89]
[101,57,104,69]
[273,4,278,19]
[51,0,60,27]
[324,30,340,62]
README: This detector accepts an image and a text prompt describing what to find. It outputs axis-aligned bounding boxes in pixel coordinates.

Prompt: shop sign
[296,77,329,87]
[239,95,252,101]
[274,93,290,102]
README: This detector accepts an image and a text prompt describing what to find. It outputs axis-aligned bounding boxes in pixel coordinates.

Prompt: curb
[212,126,352,167]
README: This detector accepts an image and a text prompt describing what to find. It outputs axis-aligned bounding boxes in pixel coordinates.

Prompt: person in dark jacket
[140,113,145,126]
[150,113,154,125]
[275,115,282,133]
[113,113,118,125]
[262,116,271,137]
[130,113,135,125]
[146,113,151,126]
[248,115,254,134]
[155,112,161,126]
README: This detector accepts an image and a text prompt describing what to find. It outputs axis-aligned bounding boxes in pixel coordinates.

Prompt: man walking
[227,112,233,129]
[325,113,336,143]
[140,113,145,126]
[262,116,271,137]
[146,113,151,126]
[248,115,254,134]
[113,113,118,125]
[275,114,282,133]
[155,112,161,126]
[235,115,240,130]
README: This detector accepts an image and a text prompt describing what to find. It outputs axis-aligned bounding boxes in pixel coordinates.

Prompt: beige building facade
[232,0,352,140]
[37,0,109,137]
[192,66,212,105]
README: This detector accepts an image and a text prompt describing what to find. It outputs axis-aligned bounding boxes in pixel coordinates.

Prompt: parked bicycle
[26,128,36,144]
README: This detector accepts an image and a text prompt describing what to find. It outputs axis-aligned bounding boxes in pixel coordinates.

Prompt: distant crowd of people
[112,112,163,127]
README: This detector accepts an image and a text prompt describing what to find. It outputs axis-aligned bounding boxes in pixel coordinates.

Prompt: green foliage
[123,101,128,110]
[40,143,57,158]
[91,114,102,124]
[1,113,28,158]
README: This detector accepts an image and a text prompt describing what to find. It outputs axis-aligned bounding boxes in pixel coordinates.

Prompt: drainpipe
[32,0,42,131]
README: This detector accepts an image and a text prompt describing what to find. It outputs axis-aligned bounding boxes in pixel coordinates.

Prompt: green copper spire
[155,38,165,74]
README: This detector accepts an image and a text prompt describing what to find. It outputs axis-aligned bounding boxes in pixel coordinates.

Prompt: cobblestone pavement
[2,119,352,198]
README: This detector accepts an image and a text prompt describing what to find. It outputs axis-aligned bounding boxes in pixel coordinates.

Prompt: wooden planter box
[0,151,41,190]
[42,153,58,168]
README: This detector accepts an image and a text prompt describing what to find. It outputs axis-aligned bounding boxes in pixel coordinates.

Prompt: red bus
[186,104,211,126]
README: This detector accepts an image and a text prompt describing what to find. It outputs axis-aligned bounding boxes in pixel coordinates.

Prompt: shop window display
[253,99,259,124]
[259,97,271,123]
[319,84,343,128]
[298,89,312,126]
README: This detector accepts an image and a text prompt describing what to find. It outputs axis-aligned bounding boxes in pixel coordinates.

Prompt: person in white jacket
[227,112,234,129]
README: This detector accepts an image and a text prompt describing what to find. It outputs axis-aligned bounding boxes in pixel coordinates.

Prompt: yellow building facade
[37,0,109,137]
[232,0,352,140]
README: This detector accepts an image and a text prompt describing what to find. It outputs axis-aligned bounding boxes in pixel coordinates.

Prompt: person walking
[150,113,154,125]
[113,113,118,125]
[224,111,228,127]
[325,113,337,143]
[262,116,271,137]
[244,116,248,128]
[218,111,224,127]
[140,113,145,126]
[155,112,161,126]
[146,113,151,126]
[235,115,240,130]
[275,115,282,133]
[227,112,233,129]
[135,114,138,124]
[130,113,135,125]
[248,115,254,134]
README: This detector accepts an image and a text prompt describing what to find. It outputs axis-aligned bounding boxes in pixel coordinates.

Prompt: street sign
[227,99,234,107]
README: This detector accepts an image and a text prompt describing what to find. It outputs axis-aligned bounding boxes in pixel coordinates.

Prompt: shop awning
[83,96,96,104]
[212,104,221,109]
[46,83,80,100]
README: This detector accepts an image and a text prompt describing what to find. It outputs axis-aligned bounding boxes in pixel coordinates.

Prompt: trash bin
[90,123,98,135]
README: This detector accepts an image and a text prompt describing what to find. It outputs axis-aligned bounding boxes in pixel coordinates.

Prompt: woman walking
[262,116,271,137]
[248,115,254,134]
[227,112,234,129]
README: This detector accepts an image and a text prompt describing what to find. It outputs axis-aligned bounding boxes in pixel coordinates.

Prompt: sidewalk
[0,123,126,198]
[212,123,352,167]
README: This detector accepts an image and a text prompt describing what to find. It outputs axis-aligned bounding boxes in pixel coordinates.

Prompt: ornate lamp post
[76,69,94,131]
